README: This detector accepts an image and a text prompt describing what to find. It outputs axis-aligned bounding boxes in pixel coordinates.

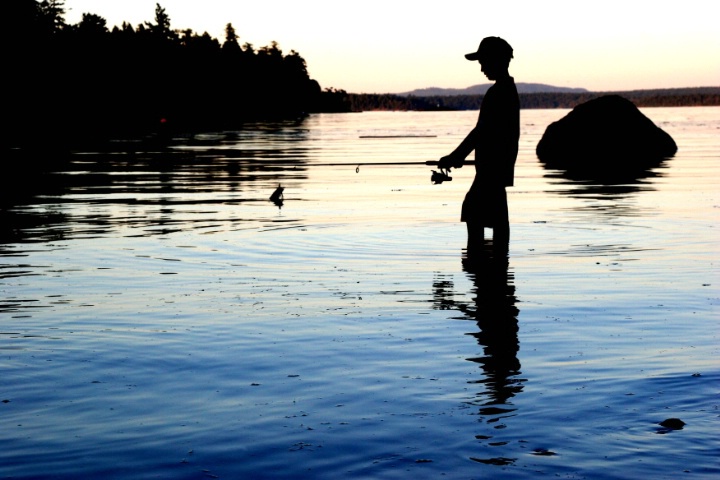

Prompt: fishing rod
[264,160,475,183]
[343,160,475,184]
[269,160,473,204]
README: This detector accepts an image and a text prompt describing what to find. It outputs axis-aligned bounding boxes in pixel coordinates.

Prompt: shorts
[460,182,508,227]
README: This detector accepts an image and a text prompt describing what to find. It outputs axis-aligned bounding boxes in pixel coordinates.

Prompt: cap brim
[465,52,481,61]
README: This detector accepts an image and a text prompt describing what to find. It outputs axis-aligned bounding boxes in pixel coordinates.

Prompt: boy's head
[465,37,514,68]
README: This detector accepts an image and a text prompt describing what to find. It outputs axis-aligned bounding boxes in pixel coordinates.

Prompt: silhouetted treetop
[38,0,66,34]
[224,23,239,46]
[77,13,109,36]
[145,3,176,42]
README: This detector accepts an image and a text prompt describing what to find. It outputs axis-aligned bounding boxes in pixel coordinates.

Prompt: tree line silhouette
[5,1,351,150]
[349,88,720,112]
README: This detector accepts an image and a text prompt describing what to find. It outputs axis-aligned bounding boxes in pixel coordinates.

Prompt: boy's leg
[466,222,484,255]
[493,187,510,252]
[492,222,509,253]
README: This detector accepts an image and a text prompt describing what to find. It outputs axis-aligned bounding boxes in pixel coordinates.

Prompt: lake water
[1,107,718,479]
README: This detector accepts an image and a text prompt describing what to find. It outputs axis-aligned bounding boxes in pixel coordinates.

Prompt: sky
[62,0,719,94]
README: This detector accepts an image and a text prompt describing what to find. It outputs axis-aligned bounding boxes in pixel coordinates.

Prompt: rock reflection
[542,158,670,198]
[540,158,672,222]
[433,240,524,465]
[540,148,670,198]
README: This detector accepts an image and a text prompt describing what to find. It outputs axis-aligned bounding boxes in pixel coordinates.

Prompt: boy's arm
[438,126,480,169]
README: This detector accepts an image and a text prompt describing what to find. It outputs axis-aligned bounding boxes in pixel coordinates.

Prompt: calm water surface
[1,108,718,479]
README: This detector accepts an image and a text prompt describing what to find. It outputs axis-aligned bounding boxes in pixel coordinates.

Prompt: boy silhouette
[439,37,520,255]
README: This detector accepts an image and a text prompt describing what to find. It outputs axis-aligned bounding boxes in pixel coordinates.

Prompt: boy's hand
[438,154,464,170]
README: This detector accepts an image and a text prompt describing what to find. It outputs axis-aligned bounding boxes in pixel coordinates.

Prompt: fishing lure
[269,184,284,206]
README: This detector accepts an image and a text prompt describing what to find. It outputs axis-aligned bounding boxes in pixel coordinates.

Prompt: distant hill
[399,83,589,96]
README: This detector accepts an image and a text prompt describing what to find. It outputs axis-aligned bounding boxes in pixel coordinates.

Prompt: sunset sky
[62,0,719,94]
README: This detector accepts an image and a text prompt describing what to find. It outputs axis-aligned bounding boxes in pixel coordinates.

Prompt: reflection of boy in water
[438,37,519,253]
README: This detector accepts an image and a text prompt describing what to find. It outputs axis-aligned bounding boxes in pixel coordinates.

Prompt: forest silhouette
[5,1,351,150]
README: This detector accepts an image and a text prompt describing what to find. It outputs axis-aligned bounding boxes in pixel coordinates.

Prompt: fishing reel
[431,167,453,184]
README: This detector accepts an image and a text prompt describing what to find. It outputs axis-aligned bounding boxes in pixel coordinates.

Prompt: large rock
[536,95,677,171]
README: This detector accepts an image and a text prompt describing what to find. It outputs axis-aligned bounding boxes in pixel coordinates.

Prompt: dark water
[1,108,718,479]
